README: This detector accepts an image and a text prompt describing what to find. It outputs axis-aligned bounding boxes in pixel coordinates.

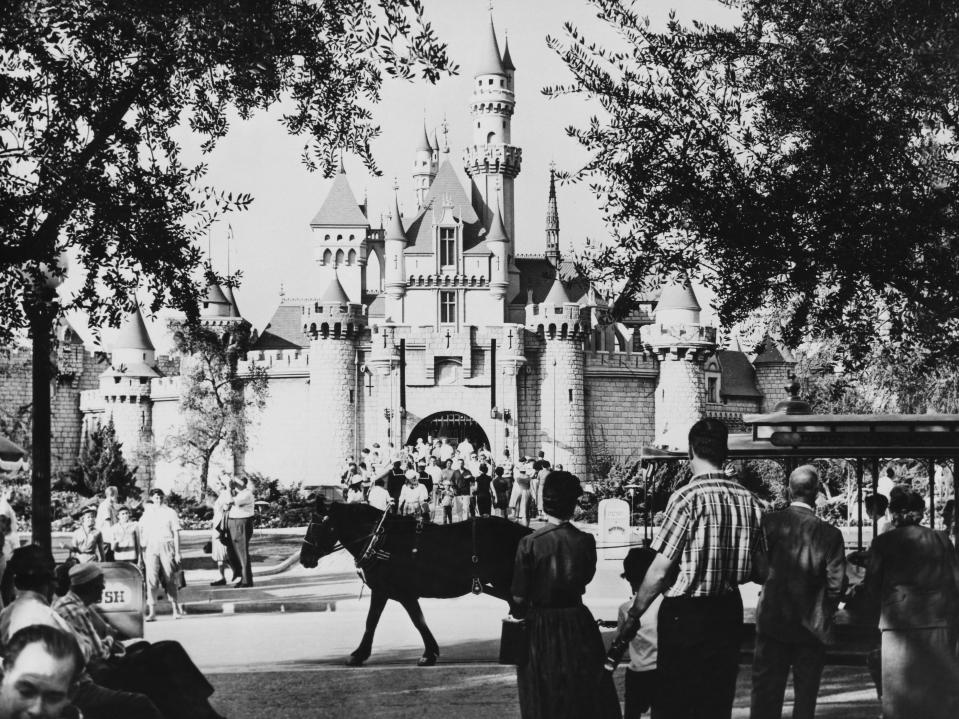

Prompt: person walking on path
[750,465,846,719]
[606,418,767,719]
[224,475,255,588]
[138,489,184,621]
[95,487,118,536]
[208,477,236,587]
[862,486,959,719]
[511,471,621,719]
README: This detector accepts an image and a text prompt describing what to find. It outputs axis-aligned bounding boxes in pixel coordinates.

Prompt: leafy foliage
[164,319,268,494]
[63,419,140,500]
[0,1,454,345]
[548,0,959,369]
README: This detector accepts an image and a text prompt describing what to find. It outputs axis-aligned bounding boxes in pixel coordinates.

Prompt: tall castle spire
[463,9,522,302]
[413,118,437,209]
[545,162,560,265]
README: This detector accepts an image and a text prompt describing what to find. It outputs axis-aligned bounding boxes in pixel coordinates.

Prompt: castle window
[488,78,493,85]
[439,227,456,269]
[336,234,343,242]
[707,377,718,403]
[487,131,496,143]
[500,79,504,87]
[440,291,456,324]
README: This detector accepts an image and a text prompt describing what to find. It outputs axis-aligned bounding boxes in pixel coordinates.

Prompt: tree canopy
[0,0,453,345]
[164,318,268,495]
[548,0,959,369]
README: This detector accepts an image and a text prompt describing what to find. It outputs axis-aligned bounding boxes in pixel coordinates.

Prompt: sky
[72,0,740,350]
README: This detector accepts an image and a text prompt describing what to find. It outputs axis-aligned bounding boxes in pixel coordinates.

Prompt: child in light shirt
[618,547,662,719]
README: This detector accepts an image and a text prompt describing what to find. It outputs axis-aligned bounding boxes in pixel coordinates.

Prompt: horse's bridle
[302,514,380,556]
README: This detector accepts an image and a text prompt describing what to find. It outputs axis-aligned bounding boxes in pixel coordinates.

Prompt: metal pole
[856,458,864,551]
[953,457,959,545]
[871,458,879,542]
[928,458,936,529]
[29,306,53,553]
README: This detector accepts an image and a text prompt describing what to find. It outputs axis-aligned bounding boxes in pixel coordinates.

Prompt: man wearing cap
[137,489,184,620]
[53,563,223,719]
[0,546,163,719]
[69,504,104,563]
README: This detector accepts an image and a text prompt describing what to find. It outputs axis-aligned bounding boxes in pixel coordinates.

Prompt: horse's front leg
[398,595,440,666]
[348,588,388,666]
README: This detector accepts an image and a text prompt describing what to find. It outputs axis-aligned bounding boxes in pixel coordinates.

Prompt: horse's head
[300,496,337,568]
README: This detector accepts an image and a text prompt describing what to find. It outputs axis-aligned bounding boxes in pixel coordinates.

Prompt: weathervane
[441,115,449,153]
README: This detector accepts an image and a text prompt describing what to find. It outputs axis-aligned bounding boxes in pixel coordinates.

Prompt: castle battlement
[79,389,104,413]
[149,376,183,401]
[641,323,717,357]
[462,144,522,178]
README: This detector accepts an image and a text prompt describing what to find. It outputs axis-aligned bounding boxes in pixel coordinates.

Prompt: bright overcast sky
[73,0,740,348]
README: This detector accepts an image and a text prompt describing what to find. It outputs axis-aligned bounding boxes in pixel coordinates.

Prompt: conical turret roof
[320,272,350,304]
[203,282,230,307]
[476,16,505,76]
[385,192,407,242]
[502,36,516,72]
[415,121,432,153]
[220,283,242,317]
[657,277,701,312]
[112,305,154,351]
[487,197,509,243]
[431,128,440,151]
[544,276,571,305]
[310,171,369,227]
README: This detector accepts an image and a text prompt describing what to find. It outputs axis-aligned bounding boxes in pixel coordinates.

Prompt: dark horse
[301,500,532,666]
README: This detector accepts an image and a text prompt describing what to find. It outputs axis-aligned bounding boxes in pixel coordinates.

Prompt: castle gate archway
[406,412,490,452]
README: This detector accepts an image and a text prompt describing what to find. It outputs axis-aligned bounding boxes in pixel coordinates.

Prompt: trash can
[95,561,145,639]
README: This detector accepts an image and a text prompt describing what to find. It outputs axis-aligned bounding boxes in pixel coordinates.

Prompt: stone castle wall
[754,363,792,413]
[585,376,657,465]
[0,343,102,476]
[654,354,707,451]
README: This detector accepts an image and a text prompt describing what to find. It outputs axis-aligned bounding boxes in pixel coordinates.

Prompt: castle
[0,16,796,491]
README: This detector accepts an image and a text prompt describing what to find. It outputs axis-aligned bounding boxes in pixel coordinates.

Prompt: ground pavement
[129,525,881,719]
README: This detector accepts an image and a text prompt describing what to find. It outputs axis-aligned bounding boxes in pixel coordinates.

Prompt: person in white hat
[398,470,429,518]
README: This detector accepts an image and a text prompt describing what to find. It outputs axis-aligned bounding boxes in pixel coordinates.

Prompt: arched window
[487,131,496,144]
[322,249,332,266]
[336,234,343,242]
[349,234,355,242]
[324,234,330,242]
[348,249,357,265]
[335,249,345,267]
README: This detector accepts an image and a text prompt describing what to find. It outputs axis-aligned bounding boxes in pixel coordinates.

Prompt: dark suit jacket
[864,524,959,630]
[755,504,847,644]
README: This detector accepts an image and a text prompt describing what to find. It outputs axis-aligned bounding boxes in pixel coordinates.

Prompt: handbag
[498,617,528,666]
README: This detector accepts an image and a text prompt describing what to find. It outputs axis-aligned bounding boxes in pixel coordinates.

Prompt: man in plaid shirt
[609,418,767,719]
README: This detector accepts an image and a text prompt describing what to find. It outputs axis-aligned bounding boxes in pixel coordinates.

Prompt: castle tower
[310,167,370,303]
[526,276,591,476]
[307,271,366,475]
[545,164,560,266]
[383,187,408,321]
[413,121,437,209]
[753,334,797,412]
[486,195,510,301]
[100,305,159,486]
[463,14,522,243]
[641,278,717,450]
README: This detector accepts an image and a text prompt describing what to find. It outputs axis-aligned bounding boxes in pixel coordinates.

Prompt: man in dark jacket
[750,465,846,719]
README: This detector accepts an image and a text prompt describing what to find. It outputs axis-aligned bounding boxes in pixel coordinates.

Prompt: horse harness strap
[470,517,482,595]
[356,510,391,570]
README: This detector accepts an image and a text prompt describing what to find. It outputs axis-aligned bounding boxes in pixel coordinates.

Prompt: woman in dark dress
[474,463,494,517]
[511,471,622,719]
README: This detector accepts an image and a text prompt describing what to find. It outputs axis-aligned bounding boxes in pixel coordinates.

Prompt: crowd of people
[515,420,959,719]
[339,436,562,527]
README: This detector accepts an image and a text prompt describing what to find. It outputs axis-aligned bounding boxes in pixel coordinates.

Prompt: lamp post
[23,253,68,553]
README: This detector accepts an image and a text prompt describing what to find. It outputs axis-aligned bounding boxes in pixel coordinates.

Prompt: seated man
[53,563,222,719]
[0,624,85,719]
[0,545,161,719]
